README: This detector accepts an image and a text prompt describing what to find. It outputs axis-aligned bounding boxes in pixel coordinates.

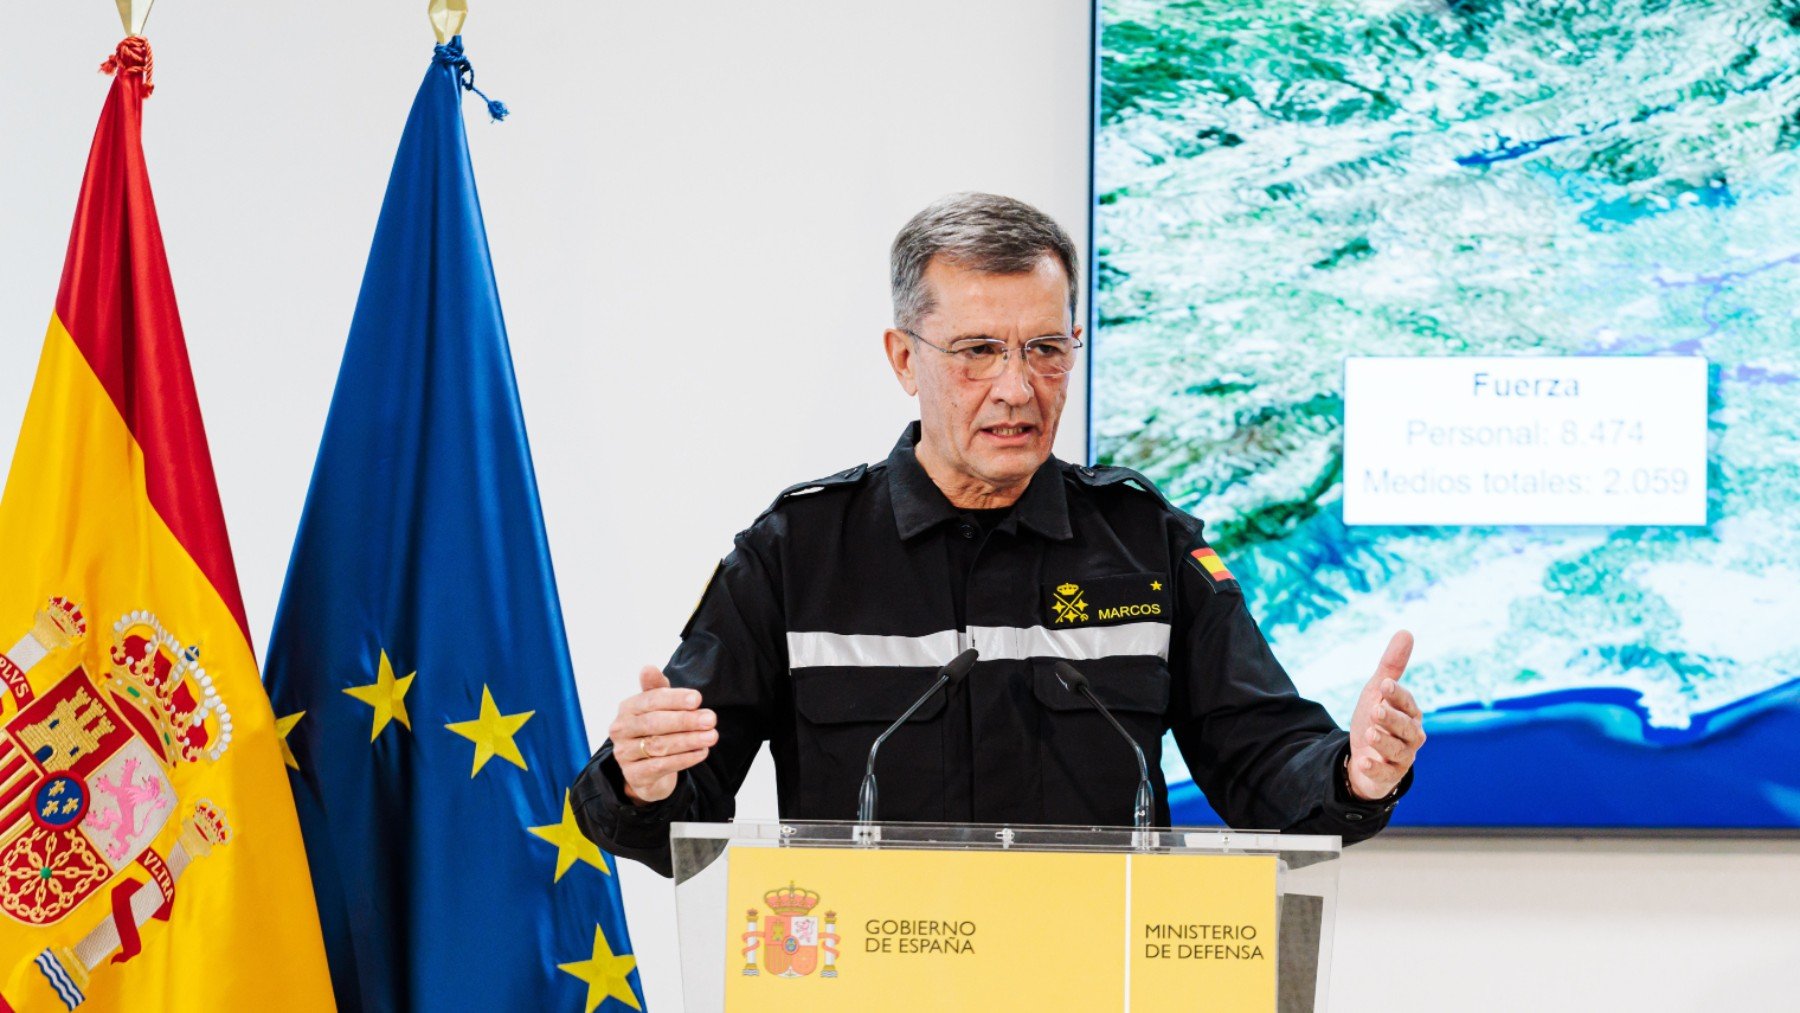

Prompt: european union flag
[263,37,644,1013]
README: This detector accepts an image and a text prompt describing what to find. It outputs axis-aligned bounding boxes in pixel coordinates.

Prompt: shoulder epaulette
[755,463,873,521]
[1066,461,1179,511]
[1066,460,1205,542]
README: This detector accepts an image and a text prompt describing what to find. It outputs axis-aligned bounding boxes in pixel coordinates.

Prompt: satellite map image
[1094,0,1800,828]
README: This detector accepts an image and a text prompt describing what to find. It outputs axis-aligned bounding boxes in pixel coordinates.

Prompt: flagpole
[429,0,468,43]
[115,0,155,36]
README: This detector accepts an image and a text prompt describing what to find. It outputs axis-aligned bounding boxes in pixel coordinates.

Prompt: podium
[671,821,1341,1011]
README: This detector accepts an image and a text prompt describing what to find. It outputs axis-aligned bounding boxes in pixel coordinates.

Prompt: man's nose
[992,351,1036,404]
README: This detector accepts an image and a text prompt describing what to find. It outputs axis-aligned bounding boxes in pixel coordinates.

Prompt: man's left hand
[1346,630,1425,801]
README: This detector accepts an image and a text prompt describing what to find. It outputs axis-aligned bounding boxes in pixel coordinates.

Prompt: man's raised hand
[1346,630,1424,801]
[609,666,717,805]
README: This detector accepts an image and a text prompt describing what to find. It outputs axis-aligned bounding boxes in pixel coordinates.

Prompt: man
[573,193,1423,876]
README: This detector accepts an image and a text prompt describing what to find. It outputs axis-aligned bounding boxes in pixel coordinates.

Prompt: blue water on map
[1170,680,1800,828]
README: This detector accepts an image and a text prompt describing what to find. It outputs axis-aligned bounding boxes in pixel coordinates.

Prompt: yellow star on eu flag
[529,790,610,882]
[558,925,640,1012]
[445,684,534,776]
[343,649,416,741]
[275,711,306,769]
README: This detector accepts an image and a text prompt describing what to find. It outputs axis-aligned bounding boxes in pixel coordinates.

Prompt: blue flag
[264,38,644,1013]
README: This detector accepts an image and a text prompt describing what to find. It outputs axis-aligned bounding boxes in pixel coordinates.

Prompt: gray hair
[889,192,1080,332]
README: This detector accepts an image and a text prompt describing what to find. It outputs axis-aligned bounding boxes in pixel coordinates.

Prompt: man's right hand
[609,666,718,805]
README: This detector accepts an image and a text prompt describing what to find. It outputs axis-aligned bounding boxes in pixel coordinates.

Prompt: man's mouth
[980,423,1038,441]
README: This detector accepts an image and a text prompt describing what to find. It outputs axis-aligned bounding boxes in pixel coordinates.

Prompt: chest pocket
[1031,656,1170,825]
[792,667,947,822]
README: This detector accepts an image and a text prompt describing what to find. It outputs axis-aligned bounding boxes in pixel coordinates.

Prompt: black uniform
[574,424,1408,876]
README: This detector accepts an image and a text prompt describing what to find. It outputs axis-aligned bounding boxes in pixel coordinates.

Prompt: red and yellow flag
[0,39,331,1011]
[1189,547,1236,582]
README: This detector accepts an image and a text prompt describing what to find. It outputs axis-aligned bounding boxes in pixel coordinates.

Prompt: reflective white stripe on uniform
[785,629,963,668]
[786,621,1169,668]
[968,621,1169,661]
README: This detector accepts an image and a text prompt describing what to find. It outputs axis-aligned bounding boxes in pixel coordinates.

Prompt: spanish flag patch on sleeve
[1185,544,1241,593]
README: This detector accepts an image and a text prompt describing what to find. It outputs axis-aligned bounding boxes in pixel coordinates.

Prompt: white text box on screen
[1342,356,1708,526]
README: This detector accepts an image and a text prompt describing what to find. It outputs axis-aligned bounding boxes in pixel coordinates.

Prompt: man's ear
[884,328,920,397]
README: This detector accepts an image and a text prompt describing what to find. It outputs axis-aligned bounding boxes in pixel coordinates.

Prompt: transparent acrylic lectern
[672,821,1340,1012]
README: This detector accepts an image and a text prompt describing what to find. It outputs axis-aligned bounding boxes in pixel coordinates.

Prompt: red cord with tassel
[100,36,154,95]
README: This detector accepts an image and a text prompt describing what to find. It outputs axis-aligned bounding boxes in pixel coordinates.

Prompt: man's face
[884,254,1079,498]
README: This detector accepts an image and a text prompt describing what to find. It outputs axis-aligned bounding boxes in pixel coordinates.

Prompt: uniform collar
[887,422,1073,542]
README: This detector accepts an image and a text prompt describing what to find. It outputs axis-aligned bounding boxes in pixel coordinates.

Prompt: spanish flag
[0,38,332,1011]
[1186,545,1239,593]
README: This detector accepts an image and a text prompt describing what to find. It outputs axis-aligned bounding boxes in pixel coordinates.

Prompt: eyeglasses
[903,330,1083,381]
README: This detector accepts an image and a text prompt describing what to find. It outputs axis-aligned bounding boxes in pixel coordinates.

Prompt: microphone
[856,647,978,824]
[1054,661,1153,832]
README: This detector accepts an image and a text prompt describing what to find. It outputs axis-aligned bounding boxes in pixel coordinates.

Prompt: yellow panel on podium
[1129,853,1278,1007]
[725,848,1128,1008]
[672,823,1340,1012]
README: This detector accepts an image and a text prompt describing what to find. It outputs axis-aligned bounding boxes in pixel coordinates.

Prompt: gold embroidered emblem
[1051,582,1089,624]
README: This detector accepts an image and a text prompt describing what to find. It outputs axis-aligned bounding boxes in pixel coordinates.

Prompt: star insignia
[274,711,306,769]
[529,790,610,882]
[444,684,535,776]
[1150,580,1163,591]
[342,649,416,741]
[558,925,640,1012]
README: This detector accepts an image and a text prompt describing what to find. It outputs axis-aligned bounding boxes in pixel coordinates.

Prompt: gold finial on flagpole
[429,0,468,43]
[115,0,155,36]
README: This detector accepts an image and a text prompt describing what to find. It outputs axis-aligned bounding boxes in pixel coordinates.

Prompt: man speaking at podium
[573,193,1423,876]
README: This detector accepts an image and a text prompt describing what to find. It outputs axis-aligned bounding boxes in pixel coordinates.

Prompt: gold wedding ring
[638,738,651,760]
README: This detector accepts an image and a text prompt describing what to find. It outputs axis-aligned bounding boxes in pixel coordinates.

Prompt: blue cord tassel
[433,35,509,122]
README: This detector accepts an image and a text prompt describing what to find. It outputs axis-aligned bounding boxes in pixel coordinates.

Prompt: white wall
[1,3,1793,1011]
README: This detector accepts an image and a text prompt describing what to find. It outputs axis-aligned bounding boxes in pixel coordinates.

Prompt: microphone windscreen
[1053,661,1089,692]
[943,647,979,683]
